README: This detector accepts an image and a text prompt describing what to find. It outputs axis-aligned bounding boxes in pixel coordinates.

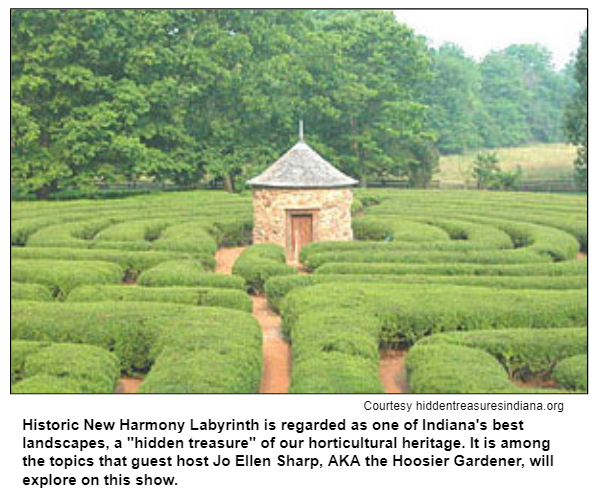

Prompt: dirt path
[576,251,587,260]
[215,247,246,274]
[214,246,291,394]
[252,296,291,393]
[379,350,409,394]
[115,377,143,393]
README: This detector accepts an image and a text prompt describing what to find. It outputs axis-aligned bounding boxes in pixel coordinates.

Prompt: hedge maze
[11,190,587,393]
[271,190,587,393]
[11,192,261,393]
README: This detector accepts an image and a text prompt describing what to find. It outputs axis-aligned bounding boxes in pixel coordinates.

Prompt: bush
[68,285,252,312]
[290,352,384,394]
[153,222,217,255]
[11,301,262,394]
[11,282,53,301]
[352,218,394,241]
[305,248,549,270]
[553,355,587,391]
[209,218,253,247]
[232,244,296,293]
[420,328,587,379]
[316,258,587,277]
[12,375,87,393]
[265,274,587,311]
[140,308,262,393]
[11,340,46,383]
[281,283,586,344]
[12,246,191,273]
[406,344,519,393]
[11,341,120,393]
[138,260,245,289]
[11,259,123,298]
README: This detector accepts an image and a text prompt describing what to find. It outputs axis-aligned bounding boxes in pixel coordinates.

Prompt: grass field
[438,143,577,184]
[11,189,587,393]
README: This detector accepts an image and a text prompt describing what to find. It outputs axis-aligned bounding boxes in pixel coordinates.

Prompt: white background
[4,2,594,497]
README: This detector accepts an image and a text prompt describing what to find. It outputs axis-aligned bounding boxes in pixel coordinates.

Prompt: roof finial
[299,119,304,142]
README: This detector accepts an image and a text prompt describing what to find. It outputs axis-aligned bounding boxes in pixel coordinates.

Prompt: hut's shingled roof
[247,141,358,188]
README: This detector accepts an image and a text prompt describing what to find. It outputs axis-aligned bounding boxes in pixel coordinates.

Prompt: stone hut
[247,131,358,262]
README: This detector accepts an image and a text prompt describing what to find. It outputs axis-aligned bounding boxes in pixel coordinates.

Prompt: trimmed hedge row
[27,218,120,248]
[11,246,191,273]
[153,222,218,255]
[315,258,587,277]
[209,218,253,247]
[140,310,262,393]
[95,218,171,243]
[553,355,587,392]
[232,244,296,293]
[11,282,53,301]
[68,284,252,312]
[353,217,450,243]
[304,248,549,270]
[138,260,245,289]
[11,340,120,393]
[11,259,123,298]
[281,283,587,344]
[11,302,262,393]
[418,328,587,379]
[265,273,588,311]
[405,344,559,394]
[289,309,383,393]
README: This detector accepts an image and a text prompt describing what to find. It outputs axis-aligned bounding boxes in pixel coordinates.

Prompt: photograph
[10,8,588,394]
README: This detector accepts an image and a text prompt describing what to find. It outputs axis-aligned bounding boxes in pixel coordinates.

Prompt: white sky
[393,9,587,70]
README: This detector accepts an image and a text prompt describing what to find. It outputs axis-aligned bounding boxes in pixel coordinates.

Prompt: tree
[306,10,433,185]
[426,44,484,154]
[565,29,588,188]
[10,10,197,197]
[477,51,531,148]
[472,152,522,191]
[504,44,574,143]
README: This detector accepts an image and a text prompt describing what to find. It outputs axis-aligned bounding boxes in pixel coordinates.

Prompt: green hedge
[12,246,191,273]
[352,218,394,241]
[68,284,252,312]
[265,274,587,311]
[11,259,123,298]
[290,352,384,394]
[419,328,587,379]
[11,282,53,301]
[139,307,262,393]
[138,260,245,289]
[232,244,296,293]
[289,309,383,392]
[11,302,262,393]
[11,340,120,393]
[12,375,88,393]
[405,344,547,394]
[553,355,587,392]
[153,222,217,255]
[305,248,549,270]
[281,283,587,344]
[316,258,587,277]
[209,218,253,247]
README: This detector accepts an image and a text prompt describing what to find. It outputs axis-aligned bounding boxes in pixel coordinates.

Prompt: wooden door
[290,214,313,261]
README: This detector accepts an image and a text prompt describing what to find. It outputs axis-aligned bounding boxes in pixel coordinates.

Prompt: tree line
[10,10,587,197]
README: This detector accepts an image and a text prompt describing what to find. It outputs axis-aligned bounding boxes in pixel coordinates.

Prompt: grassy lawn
[438,143,577,184]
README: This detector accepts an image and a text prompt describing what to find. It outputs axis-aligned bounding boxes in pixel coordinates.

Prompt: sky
[393,9,587,70]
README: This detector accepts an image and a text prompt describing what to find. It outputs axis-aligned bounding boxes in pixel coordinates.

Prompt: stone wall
[252,188,353,250]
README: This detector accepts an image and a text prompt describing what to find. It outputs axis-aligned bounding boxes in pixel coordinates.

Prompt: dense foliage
[11,10,583,196]
[565,29,588,188]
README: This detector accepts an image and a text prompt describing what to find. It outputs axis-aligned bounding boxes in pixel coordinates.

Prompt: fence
[365,179,586,194]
